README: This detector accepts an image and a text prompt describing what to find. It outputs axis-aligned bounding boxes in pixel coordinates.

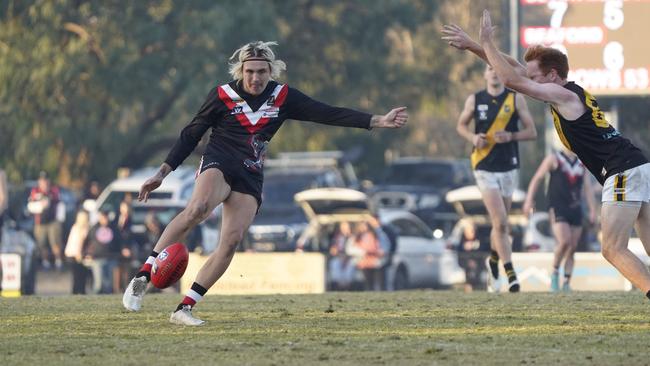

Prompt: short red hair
[524,45,569,79]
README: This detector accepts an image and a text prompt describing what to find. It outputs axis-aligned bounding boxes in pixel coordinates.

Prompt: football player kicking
[122,41,408,325]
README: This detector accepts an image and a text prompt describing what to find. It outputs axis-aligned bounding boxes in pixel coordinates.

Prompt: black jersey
[471,89,520,172]
[164,80,372,175]
[547,151,585,210]
[550,82,647,185]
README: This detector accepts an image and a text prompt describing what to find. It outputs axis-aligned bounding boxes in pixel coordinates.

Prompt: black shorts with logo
[550,206,583,227]
[198,154,263,209]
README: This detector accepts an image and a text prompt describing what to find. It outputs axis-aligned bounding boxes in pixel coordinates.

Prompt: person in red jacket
[27,171,64,270]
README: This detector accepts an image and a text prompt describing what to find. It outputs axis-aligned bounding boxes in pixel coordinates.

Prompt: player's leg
[562,225,582,291]
[170,191,257,326]
[550,210,571,292]
[601,202,650,294]
[634,202,650,256]
[123,168,230,311]
[482,188,518,292]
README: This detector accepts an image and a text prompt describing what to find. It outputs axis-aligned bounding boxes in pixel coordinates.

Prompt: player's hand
[493,130,513,144]
[138,173,164,202]
[522,201,533,218]
[472,133,488,149]
[479,10,497,44]
[372,107,408,128]
[589,208,597,225]
[441,24,475,50]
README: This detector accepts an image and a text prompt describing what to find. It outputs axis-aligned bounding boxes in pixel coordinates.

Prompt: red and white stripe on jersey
[217,83,289,134]
[556,152,585,185]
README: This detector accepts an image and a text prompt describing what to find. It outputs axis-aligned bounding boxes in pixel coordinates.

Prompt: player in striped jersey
[456,65,537,293]
[122,41,408,325]
[443,10,650,300]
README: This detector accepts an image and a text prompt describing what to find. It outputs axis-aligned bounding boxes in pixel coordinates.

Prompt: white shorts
[602,163,650,203]
[473,169,519,198]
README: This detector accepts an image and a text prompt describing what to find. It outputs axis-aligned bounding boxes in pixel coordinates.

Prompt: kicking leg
[123,168,230,312]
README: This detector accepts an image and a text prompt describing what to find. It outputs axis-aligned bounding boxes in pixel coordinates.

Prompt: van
[83,166,221,253]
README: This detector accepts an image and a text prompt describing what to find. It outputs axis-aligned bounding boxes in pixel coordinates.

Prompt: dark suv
[368,157,474,237]
[244,152,356,252]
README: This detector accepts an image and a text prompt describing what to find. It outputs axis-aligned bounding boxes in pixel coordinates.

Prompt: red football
[151,242,189,289]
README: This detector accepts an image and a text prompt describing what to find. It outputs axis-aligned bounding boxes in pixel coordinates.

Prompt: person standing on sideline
[122,41,408,325]
[523,149,596,292]
[442,10,650,301]
[455,65,537,292]
[65,210,91,294]
[27,171,64,270]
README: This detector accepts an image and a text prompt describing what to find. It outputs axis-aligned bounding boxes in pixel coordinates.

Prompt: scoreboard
[519,0,650,96]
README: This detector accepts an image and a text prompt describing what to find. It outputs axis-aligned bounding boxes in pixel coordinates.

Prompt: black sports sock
[646,290,650,301]
[488,250,500,278]
[504,262,520,292]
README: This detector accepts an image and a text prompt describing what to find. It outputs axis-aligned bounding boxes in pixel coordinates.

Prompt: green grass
[1,291,649,365]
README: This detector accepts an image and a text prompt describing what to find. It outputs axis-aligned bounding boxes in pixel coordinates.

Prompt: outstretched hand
[441,24,475,51]
[479,10,497,44]
[372,107,408,129]
[138,173,164,202]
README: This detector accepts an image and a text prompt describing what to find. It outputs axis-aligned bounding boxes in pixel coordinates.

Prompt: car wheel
[393,266,409,290]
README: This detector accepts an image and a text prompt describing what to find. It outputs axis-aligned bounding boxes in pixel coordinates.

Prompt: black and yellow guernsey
[471,89,520,172]
[550,82,647,185]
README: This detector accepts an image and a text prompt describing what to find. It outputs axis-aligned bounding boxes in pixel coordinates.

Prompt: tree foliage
[7,0,635,188]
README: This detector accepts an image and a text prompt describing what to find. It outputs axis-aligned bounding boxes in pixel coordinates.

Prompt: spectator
[64,210,91,294]
[84,210,121,294]
[140,212,163,263]
[115,200,135,292]
[348,221,385,291]
[83,180,102,202]
[327,221,356,290]
[27,171,64,270]
[457,222,484,292]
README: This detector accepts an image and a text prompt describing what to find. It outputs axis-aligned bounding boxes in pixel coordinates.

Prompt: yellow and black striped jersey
[550,82,647,185]
[471,89,520,172]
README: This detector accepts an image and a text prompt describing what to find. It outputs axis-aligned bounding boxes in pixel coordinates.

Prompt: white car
[294,187,465,290]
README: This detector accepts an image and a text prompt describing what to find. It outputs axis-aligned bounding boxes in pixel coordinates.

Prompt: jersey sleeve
[285,87,371,129]
[164,87,226,170]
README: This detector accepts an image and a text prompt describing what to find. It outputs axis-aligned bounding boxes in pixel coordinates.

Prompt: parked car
[368,157,474,238]
[245,153,354,252]
[445,185,529,253]
[294,187,466,290]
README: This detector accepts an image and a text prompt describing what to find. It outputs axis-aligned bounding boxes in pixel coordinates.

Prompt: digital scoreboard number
[520,0,650,96]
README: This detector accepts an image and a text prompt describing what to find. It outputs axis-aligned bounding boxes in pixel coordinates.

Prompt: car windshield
[262,172,336,207]
[382,163,454,186]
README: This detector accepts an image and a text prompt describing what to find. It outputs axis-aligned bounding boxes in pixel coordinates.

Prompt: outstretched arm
[441,23,527,77]
[370,107,408,129]
[523,155,556,216]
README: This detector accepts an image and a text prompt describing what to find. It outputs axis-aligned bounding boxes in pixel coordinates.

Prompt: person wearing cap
[122,40,409,325]
[27,171,64,270]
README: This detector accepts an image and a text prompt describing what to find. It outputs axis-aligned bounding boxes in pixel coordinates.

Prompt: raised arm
[523,154,556,216]
[441,23,527,77]
[477,10,576,107]
[456,94,487,149]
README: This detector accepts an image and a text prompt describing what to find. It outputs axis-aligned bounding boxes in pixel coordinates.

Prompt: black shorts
[549,206,583,227]
[198,154,263,209]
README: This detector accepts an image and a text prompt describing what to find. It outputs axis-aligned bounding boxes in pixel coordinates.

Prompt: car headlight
[418,194,440,209]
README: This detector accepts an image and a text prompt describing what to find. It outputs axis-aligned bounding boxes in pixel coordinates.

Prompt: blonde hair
[228,41,286,81]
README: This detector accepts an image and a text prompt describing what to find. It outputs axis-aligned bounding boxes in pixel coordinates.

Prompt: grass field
[1,290,649,365]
